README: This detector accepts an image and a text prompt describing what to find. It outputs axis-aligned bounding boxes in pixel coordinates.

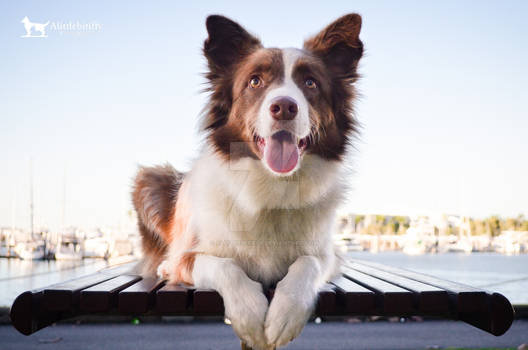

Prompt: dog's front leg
[265,255,324,348]
[192,254,270,350]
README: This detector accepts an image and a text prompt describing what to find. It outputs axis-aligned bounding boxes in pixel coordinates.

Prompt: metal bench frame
[10,259,515,349]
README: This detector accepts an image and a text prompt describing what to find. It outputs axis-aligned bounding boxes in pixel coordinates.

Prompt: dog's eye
[249,76,262,89]
[305,78,317,89]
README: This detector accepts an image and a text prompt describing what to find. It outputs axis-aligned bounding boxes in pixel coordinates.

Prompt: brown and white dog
[132,14,363,349]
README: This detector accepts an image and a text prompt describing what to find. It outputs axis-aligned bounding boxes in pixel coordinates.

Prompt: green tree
[486,215,502,237]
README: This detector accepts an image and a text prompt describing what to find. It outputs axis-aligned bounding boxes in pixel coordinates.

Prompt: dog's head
[21,16,29,24]
[202,14,363,176]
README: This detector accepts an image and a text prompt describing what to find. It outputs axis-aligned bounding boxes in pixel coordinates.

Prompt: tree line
[342,214,528,236]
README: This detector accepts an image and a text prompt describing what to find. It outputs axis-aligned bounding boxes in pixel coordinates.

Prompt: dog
[132,14,363,350]
[21,16,50,37]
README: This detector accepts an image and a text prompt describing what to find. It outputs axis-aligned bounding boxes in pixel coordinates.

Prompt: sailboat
[14,240,45,260]
[14,159,46,260]
[55,233,83,260]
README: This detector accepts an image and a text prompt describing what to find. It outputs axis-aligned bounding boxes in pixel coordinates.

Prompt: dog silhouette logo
[21,16,50,37]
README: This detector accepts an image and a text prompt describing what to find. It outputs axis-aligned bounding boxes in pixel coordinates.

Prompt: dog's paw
[222,274,270,350]
[265,288,315,348]
[156,260,170,279]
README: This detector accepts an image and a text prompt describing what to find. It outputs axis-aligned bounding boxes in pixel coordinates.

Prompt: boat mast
[29,159,34,238]
[61,165,66,229]
[11,186,17,232]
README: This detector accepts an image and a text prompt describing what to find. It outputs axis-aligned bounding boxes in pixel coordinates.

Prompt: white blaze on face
[256,48,310,138]
[257,48,311,175]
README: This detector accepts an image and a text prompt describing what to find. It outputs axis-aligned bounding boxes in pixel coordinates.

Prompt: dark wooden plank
[453,292,514,337]
[43,273,115,311]
[118,278,165,314]
[346,262,449,313]
[10,266,131,335]
[315,283,336,315]
[156,284,190,313]
[342,266,414,314]
[488,293,515,336]
[193,289,224,314]
[10,287,84,336]
[330,276,376,314]
[11,291,55,336]
[80,275,141,312]
[10,291,35,335]
[349,259,488,313]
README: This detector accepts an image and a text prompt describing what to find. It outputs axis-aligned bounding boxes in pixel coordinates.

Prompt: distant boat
[1,230,18,257]
[83,234,110,259]
[440,236,473,254]
[493,231,527,255]
[0,243,8,257]
[55,235,83,260]
[14,241,45,260]
[1,240,16,258]
[334,233,363,253]
[402,227,436,255]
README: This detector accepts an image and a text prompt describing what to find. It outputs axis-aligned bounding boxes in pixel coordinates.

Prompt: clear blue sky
[1,0,527,230]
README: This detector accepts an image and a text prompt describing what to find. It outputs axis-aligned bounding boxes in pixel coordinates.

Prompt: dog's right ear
[204,15,261,73]
[304,14,363,80]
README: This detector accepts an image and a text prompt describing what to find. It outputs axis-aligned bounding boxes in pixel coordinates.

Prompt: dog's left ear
[204,15,262,73]
[304,14,363,80]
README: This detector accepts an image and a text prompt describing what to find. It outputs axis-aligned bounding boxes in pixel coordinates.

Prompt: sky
[0,0,527,230]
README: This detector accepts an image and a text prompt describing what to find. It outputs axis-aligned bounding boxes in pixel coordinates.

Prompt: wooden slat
[43,273,115,311]
[118,278,164,313]
[193,289,224,314]
[156,284,190,313]
[330,276,376,314]
[315,283,336,315]
[454,292,514,337]
[346,262,449,313]
[349,259,488,313]
[80,275,141,312]
[10,268,128,335]
[342,266,414,314]
[10,290,68,336]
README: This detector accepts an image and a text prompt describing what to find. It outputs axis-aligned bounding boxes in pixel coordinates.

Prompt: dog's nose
[269,96,298,120]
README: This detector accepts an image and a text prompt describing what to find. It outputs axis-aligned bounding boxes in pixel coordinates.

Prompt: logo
[20,16,103,38]
[21,16,49,38]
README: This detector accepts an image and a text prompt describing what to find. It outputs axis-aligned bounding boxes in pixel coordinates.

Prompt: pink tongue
[264,131,299,173]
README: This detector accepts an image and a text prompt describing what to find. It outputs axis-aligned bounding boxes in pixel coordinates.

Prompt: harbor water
[1,252,527,308]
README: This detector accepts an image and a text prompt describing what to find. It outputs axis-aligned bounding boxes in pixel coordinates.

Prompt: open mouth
[255,130,308,174]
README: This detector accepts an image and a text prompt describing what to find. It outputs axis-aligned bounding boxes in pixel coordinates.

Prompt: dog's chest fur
[186,149,344,285]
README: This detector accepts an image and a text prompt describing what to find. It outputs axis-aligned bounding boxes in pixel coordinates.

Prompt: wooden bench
[10,259,515,348]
